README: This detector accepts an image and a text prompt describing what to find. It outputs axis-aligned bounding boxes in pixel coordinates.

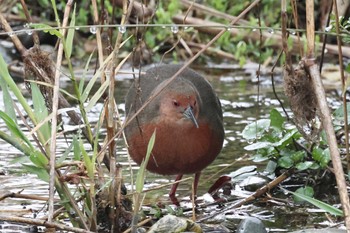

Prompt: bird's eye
[173,100,179,107]
[193,100,197,107]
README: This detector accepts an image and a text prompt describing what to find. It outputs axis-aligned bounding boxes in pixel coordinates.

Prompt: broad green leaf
[282,187,343,216]
[333,102,350,125]
[270,109,284,132]
[66,4,76,58]
[22,164,49,182]
[291,150,306,163]
[265,160,277,173]
[136,130,156,193]
[31,83,51,142]
[294,186,314,203]
[244,141,272,151]
[312,147,331,168]
[295,161,314,171]
[278,156,293,168]
[273,128,298,148]
[242,119,270,140]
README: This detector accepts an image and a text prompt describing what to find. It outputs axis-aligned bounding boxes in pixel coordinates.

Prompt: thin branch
[0,216,95,233]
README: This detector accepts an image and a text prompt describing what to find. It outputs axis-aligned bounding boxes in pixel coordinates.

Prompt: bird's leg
[169,174,183,206]
[193,172,201,202]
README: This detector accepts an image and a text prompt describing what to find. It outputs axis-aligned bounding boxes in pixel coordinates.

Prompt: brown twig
[197,169,292,223]
[0,216,95,233]
[0,190,57,202]
[19,0,40,46]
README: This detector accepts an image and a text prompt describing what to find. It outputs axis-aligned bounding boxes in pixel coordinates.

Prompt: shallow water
[0,64,343,232]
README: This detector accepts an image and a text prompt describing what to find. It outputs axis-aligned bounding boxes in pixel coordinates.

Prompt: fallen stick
[0,216,95,233]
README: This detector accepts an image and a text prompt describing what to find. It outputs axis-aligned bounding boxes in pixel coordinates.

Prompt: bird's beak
[183,106,199,128]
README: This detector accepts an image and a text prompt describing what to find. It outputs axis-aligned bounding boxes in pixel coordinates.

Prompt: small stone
[236,217,267,233]
[148,215,202,233]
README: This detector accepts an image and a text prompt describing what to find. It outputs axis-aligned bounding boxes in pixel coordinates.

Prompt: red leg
[193,172,201,201]
[169,174,183,206]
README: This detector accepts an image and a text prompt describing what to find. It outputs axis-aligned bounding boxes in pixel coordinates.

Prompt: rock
[148,215,202,233]
[236,217,267,233]
[290,229,346,233]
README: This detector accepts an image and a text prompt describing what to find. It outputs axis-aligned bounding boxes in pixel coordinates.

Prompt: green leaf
[73,135,81,161]
[312,147,331,167]
[79,52,94,94]
[136,130,156,193]
[270,109,284,132]
[242,119,270,140]
[81,52,113,103]
[0,54,41,141]
[0,74,16,123]
[333,102,350,125]
[85,78,109,112]
[22,164,49,182]
[30,23,63,38]
[265,160,277,173]
[57,140,74,164]
[291,150,306,163]
[282,187,343,216]
[293,186,314,203]
[295,161,314,171]
[278,156,293,168]
[273,129,299,148]
[31,83,51,142]
[244,141,272,151]
[29,150,49,168]
[0,110,33,149]
[81,140,94,179]
[66,4,76,58]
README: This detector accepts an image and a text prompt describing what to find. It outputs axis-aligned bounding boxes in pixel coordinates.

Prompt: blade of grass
[66,4,76,58]
[281,187,343,216]
[31,83,51,143]
[136,130,156,193]
[0,110,34,150]
[0,75,16,123]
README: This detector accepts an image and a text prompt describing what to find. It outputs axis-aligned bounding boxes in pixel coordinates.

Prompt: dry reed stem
[48,0,73,224]
[0,216,95,233]
[333,0,350,172]
[306,0,350,230]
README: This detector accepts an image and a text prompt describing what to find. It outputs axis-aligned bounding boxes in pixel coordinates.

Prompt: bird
[124,64,224,205]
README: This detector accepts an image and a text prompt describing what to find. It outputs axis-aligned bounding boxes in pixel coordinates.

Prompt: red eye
[173,100,179,107]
